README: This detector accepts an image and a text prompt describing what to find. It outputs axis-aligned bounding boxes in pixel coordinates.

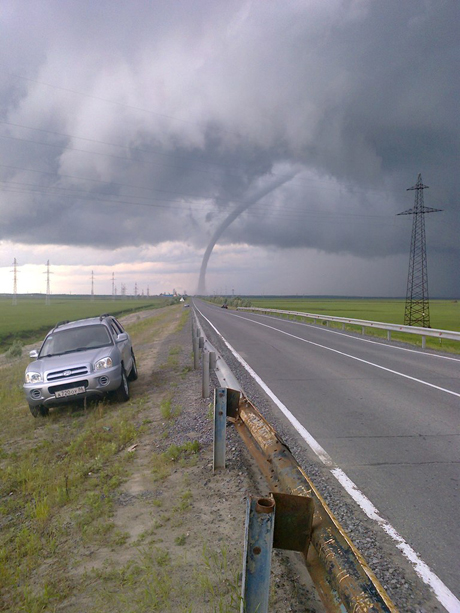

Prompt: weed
[173,489,192,513]
[163,440,200,463]
[175,534,187,546]
[112,529,130,547]
[160,395,181,420]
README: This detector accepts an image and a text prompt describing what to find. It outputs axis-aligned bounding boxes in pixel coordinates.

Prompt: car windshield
[39,325,112,357]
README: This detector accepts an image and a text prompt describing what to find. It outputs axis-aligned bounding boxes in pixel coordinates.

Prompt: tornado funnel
[197,172,297,294]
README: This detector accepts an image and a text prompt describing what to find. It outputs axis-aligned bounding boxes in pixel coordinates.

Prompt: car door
[110,318,132,371]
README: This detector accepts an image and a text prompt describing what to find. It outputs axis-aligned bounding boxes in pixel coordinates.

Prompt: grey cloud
[0,0,458,295]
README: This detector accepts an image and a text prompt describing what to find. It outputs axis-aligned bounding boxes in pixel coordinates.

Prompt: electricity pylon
[91,271,95,301]
[397,174,442,328]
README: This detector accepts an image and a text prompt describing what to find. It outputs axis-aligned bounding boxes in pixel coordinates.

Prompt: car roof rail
[99,313,111,321]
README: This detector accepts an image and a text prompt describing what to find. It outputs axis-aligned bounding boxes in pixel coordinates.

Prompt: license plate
[55,386,85,398]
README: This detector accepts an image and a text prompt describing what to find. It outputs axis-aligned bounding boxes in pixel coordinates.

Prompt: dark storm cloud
[0,0,458,293]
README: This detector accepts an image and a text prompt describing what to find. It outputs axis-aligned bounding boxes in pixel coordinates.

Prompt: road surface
[195,300,460,609]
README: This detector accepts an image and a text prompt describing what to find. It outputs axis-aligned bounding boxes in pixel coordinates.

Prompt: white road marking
[250,311,460,362]
[196,304,460,612]
[230,312,460,398]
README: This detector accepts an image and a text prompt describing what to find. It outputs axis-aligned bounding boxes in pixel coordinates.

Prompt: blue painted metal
[213,388,227,470]
[241,496,275,613]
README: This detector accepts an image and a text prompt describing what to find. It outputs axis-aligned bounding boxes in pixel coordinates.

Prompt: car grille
[47,366,89,381]
[48,380,89,394]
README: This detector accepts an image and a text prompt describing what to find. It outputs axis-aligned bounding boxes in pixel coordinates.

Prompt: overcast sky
[1,0,458,297]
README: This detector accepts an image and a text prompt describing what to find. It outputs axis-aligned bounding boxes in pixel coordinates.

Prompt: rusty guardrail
[192,307,398,612]
[233,394,397,613]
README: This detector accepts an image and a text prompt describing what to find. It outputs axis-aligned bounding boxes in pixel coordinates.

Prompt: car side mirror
[116,332,128,342]
[29,350,39,359]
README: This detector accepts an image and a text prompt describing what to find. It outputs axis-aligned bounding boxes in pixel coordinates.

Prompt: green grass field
[249,297,460,330]
[247,297,460,353]
[0,295,172,350]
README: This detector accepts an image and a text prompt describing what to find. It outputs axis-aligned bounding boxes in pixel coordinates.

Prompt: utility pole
[45,260,51,305]
[91,271,95,301]
[11,258,18,305]
[397,174,442,327]
[112,272,115,300]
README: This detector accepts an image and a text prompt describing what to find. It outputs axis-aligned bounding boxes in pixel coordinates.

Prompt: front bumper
[24,365,123,408]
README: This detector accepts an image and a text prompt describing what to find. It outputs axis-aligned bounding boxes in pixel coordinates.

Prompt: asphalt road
[195,300,460,607]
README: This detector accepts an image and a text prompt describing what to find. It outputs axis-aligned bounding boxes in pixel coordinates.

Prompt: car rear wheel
[28,403,49,417]
[128,351,138,381]
[115,367,130,402]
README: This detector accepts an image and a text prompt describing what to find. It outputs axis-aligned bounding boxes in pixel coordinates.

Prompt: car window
[40,325,112,357]
[111,318,125,334]
[110,323,121,337]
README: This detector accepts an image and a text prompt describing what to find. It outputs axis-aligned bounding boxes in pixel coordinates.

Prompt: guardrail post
[362,326,365,335]
[199,336,204,349]
[193,336,199,369]
[241,496,275,613]
[213,388,227,469]
[209,351,216,371]
[422,335,426,349]
[202,350,210,398]
[387,330,391,341]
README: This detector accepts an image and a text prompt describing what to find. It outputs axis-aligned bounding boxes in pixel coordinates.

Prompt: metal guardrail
[237,306,460,348]
[235,395,396,613]
[191,308,398,612]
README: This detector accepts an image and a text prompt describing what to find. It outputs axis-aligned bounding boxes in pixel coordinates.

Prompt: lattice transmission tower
[397,174,442,328]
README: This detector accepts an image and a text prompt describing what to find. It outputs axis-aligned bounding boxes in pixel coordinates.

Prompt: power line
[0,162,227,202]
[0,133,228,178]
[0,120,249,174]
[2,130,423,199]
[2,178,456,229]
[2,120,445,200]
[3,160,442,219]
[9,72,215,129]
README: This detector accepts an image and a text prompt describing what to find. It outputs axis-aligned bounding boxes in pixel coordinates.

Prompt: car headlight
[95,357,113,370]
[25,372,42,384]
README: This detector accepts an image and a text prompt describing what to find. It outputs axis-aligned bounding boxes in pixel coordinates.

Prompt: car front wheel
[128,351,138,381]
[115,367,130,402]
[28,403,49,417]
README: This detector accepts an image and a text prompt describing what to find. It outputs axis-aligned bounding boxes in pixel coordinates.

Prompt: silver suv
[24,315,138,417]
